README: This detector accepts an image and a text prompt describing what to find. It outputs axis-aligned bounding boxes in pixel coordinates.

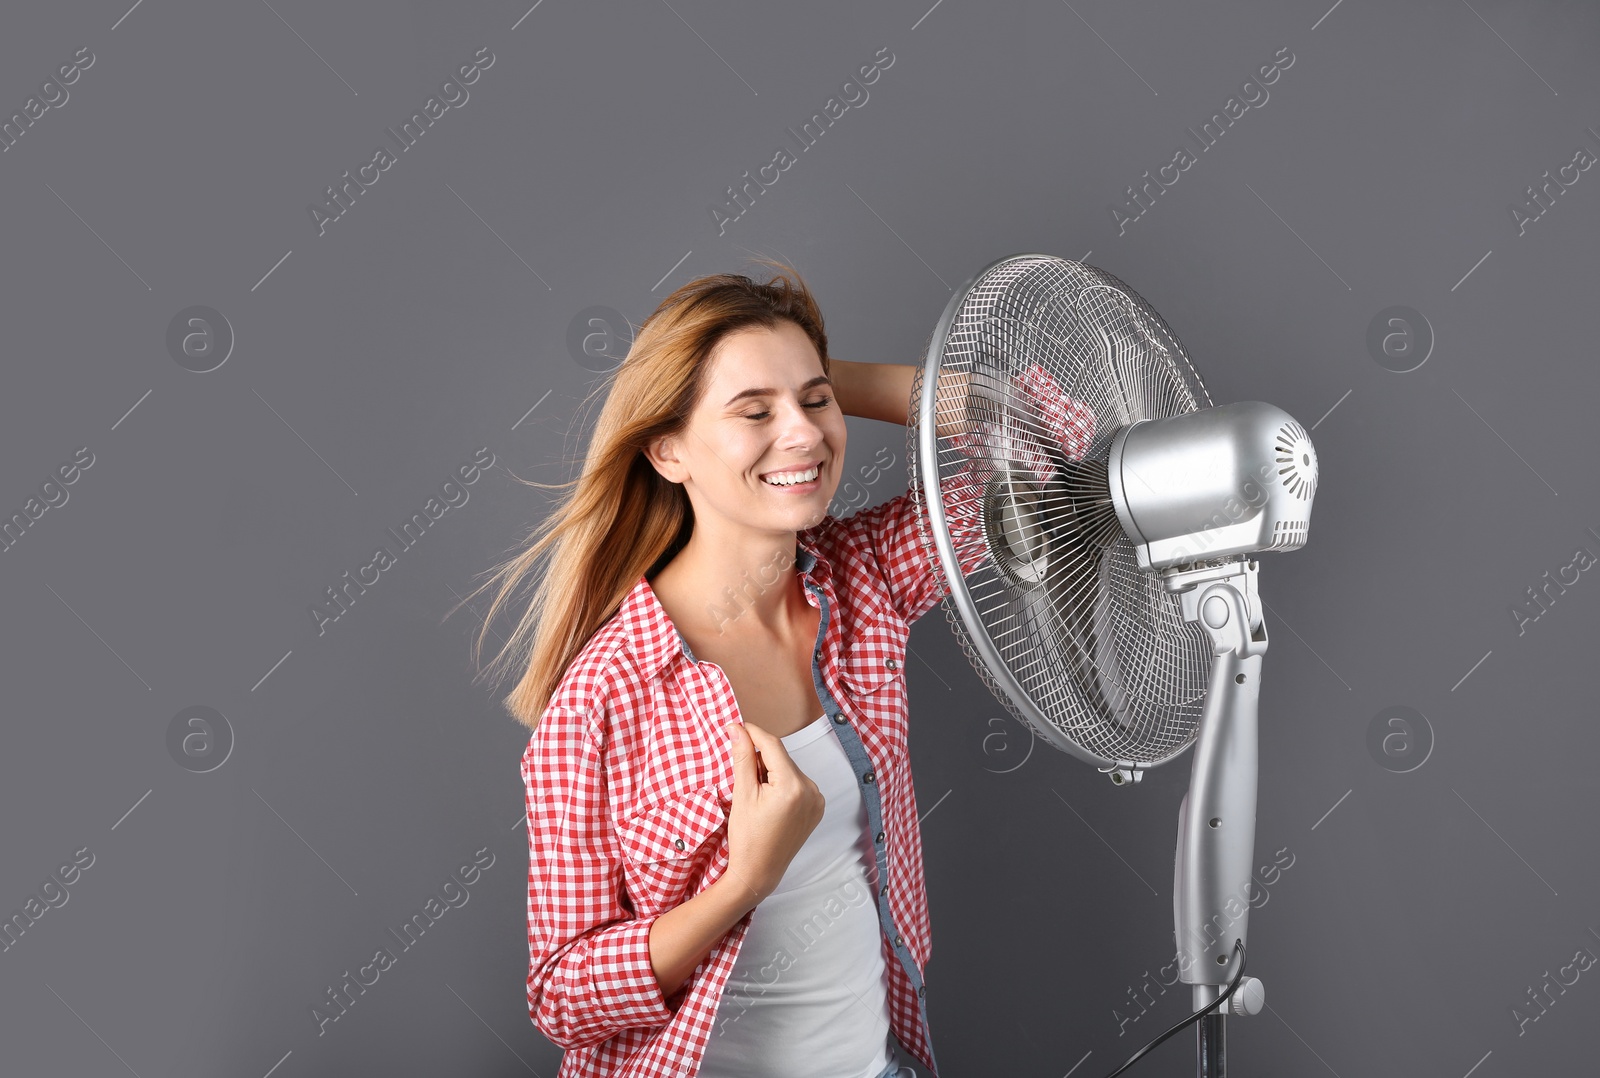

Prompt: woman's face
[651,320,845,537]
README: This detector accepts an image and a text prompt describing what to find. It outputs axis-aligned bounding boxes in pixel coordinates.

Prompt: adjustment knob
[1228,976,1265,1016]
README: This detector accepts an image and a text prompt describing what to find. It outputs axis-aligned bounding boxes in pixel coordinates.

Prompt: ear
[644,432,686,485]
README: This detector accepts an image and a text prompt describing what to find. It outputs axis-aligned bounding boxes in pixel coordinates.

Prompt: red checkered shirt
[522,373,1095,1077]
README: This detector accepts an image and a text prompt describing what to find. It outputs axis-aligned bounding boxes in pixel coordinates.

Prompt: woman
[464,261,1093,1078]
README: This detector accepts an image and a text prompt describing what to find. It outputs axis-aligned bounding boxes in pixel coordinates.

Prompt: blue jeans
[869,1032,922,1078]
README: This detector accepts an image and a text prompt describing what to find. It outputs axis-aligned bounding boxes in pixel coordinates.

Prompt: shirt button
[673,838,685,851]
[862,771,874,784]
[885,658,898,670]
[832,713,847,724]
[894,933,903,946]
[918,985,926,998]
[875,830,885,843]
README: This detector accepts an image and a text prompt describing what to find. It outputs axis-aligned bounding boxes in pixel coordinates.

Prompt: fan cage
[907,254,1219,769]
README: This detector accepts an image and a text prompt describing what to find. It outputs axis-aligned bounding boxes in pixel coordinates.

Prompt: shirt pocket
[838,620,911,757]
[615,786,727,915]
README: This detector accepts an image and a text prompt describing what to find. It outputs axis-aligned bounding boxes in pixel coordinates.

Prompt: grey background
[1,0,1596,1075]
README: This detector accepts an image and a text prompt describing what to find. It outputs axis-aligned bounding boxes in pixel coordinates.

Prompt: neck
[655,528,805,638]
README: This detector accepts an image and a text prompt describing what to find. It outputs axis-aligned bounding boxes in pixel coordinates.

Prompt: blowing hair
[454,258,830,732]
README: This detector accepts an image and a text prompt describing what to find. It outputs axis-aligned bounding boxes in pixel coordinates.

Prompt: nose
[775,398,826,446]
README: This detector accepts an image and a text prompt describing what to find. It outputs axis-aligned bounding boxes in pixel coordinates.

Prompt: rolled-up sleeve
[524,704,675,1049]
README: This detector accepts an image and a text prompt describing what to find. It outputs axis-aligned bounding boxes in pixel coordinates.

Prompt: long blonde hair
[455,258,831,731]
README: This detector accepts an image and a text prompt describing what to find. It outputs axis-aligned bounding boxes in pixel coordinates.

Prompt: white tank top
[696,714,894,1078]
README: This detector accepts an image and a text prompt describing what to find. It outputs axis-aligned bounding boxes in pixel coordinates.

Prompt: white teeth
[762,465,820,486]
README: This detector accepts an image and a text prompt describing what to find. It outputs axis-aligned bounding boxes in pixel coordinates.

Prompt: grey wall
[2,0,1596,1075]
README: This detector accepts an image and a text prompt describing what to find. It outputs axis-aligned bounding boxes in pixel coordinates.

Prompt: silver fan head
[907,252,1315,771]
[1106,401,1317,572]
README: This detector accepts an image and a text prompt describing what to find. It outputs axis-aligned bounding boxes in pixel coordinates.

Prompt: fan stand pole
[1195,989,1227,1075]
[1165,557,1268,1078]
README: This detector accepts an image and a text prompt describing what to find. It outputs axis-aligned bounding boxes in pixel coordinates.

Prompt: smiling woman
[454,259,990,1078]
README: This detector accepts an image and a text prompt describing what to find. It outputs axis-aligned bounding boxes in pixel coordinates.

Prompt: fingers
[725,722,758,792]
[1017,363,1097,462]
[738,722,796,782]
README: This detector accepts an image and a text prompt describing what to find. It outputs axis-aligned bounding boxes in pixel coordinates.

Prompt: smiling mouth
[760,461,823,486]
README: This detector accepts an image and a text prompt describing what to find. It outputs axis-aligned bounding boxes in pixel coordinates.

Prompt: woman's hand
[721,721,825,904]
[952,361,1096,482]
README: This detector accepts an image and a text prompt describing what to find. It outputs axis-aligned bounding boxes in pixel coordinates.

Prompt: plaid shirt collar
[623,529,833,684]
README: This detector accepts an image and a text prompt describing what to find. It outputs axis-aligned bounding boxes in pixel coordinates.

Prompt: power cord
[1100,939,1247,1078]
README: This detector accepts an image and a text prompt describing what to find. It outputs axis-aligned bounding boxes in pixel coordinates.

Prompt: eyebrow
[723,374,832,408]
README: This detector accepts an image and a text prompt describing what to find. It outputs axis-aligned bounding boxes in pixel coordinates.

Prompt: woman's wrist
[717,862,768,912]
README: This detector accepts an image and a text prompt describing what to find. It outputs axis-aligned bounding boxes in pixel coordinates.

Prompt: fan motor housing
[1106,401,1316,571]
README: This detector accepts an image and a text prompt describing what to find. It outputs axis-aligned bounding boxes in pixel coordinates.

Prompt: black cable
[1099,939,1247,1078]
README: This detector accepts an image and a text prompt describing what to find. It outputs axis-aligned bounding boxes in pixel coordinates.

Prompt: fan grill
[909,255,1217,768]
[1275,419,1318,501]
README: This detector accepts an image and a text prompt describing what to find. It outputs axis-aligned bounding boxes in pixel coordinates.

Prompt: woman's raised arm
[828,358,971,437]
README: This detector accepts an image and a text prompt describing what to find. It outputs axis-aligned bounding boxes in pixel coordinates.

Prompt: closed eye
[744,397,833,420]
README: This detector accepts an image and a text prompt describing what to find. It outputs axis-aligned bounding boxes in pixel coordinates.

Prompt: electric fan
[905,253,1317,1078]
